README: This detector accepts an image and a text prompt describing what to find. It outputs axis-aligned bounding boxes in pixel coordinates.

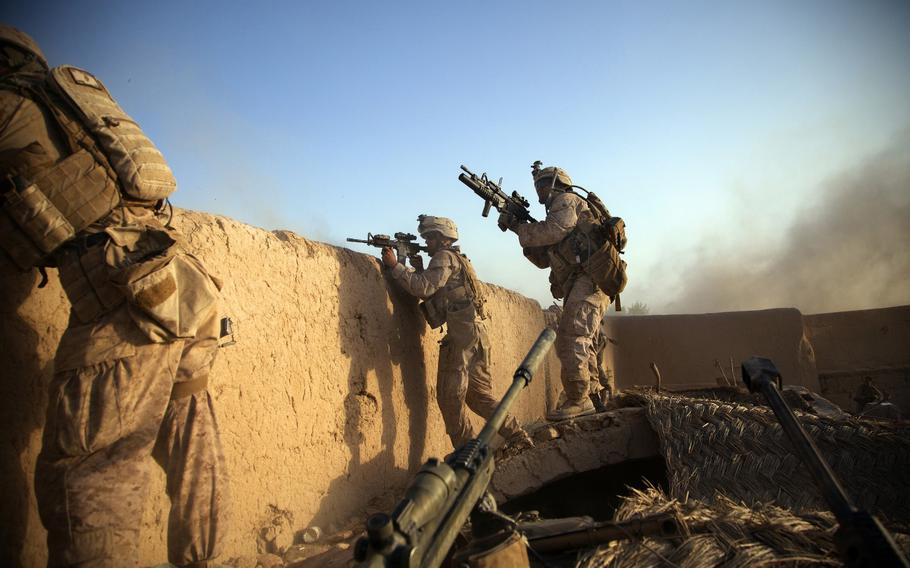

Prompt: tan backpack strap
[452,251,488,318]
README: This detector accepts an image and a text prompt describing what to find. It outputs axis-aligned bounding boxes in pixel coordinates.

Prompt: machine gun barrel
[355,328,556,568]
[741,357,908,567]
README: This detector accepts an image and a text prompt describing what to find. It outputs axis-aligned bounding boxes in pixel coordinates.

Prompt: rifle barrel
[741,357,854,519]
[477,329,555,448]
[741,357,909,567]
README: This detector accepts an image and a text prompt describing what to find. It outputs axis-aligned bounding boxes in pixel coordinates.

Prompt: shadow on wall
[309,249,429,531]
[0,262,50,566]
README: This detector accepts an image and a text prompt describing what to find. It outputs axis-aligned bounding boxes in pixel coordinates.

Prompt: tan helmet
[417,214,459,241]
[531,161,573,191]
[0,25,48,69]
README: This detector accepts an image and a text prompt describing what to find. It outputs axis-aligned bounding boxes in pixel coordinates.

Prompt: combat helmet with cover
[0,25,48,70]
[417,214,459,241]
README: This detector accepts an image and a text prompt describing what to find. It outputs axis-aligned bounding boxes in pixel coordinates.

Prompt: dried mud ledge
[1,209,907,566]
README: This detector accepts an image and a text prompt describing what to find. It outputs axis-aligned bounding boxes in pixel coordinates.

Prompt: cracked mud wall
[604,309,821,391]
[805,306,910,412]
[0,209,559,566]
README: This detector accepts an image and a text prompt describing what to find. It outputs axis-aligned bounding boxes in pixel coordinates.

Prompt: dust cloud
[660,129,910,315]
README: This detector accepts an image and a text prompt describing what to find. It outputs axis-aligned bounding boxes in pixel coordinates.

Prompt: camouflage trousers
[35,305,230,568]
[437,318,521,449]
[556,274,609,402]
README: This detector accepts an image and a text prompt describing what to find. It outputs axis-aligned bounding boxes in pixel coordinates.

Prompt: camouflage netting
[624,390,910,524]
[578,486,910,567]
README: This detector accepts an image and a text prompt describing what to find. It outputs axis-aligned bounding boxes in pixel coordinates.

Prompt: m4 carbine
[741,357,908,568]
[354,328,556,568]
[458,165,537,228]
[347,232,429,264]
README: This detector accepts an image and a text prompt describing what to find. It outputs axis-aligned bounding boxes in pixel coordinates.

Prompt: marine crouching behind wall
[380,214,533,451]
[0,25,230,567]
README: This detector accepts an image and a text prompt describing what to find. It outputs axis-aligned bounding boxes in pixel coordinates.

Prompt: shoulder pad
[430,249,459,266]
[547,191,581,210]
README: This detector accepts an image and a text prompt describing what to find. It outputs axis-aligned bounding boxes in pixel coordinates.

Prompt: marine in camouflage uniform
[500,165,611,420]
[381,215,531,449]
[0,26,229,567]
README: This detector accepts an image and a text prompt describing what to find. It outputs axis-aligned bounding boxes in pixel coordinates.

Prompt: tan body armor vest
[0,65,176,270]
[420,249,488,328]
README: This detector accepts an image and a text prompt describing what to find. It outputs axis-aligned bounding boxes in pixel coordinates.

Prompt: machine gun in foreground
[741,357,908,568]
[458,164,537,227]
[354,328,556,568]
[346,232,429,264]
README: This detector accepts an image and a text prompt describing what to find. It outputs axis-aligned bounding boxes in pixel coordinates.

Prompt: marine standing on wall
[381,215,533,450]
[0,26,230,567]
[499,163,627,421]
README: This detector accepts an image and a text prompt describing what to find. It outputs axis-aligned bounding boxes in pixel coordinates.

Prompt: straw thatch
[626,391,910,524]
[578,486,851,567]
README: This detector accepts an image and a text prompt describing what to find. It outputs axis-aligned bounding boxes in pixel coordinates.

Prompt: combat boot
[546,397,595,421]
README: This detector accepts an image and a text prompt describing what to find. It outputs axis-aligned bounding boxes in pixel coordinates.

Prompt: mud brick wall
[0,210,559,567]
[604,309,821,392]
[805,306,910,413]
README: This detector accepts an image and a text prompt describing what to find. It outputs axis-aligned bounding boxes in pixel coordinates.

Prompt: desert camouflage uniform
[390,248,522,448]
[515,192,610,403]
[0,35,229,567]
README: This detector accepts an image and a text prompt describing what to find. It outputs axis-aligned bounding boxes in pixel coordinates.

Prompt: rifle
[741,357,909,568]
[354,328,557,568]
[521,512,689,554]
[346,232,429,264]
[458,165,537,227]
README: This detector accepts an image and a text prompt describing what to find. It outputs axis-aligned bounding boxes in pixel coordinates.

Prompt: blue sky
[6,0,909,312]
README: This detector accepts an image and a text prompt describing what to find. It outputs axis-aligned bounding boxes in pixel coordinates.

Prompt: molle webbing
[50,66,177,202]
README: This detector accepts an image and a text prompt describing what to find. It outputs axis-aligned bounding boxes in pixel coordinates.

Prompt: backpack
[574,189,628,308]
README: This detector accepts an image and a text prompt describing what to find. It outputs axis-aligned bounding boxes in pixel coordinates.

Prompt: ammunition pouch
[56,234,125,324]
[419,299,447,329]
[522,245,550,269]
[548,272,564,300]
[0,149,119,270]
[111,241,222,343]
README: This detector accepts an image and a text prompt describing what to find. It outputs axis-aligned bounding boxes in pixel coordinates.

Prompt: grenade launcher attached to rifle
[354,329,557,568]
[458,165,537,226]
[741,357,908,568]
[347,232,429,264]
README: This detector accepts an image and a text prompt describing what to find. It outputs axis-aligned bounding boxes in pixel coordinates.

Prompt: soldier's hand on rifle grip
[498,211,518,232]
[408,254,424,273]
[381,247,398,268]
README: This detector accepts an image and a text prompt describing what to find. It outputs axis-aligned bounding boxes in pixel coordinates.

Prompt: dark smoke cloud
[660,129,910,315]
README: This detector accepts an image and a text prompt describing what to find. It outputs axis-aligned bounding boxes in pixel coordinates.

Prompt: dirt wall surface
[3,206,906,566]
[606,309,820,392]
[0,209,559,567]
[805,306,910,413]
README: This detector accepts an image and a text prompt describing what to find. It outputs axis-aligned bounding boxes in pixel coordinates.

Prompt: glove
[498,211,519,232]
[381,247,398,268]
[408,254,424,272]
